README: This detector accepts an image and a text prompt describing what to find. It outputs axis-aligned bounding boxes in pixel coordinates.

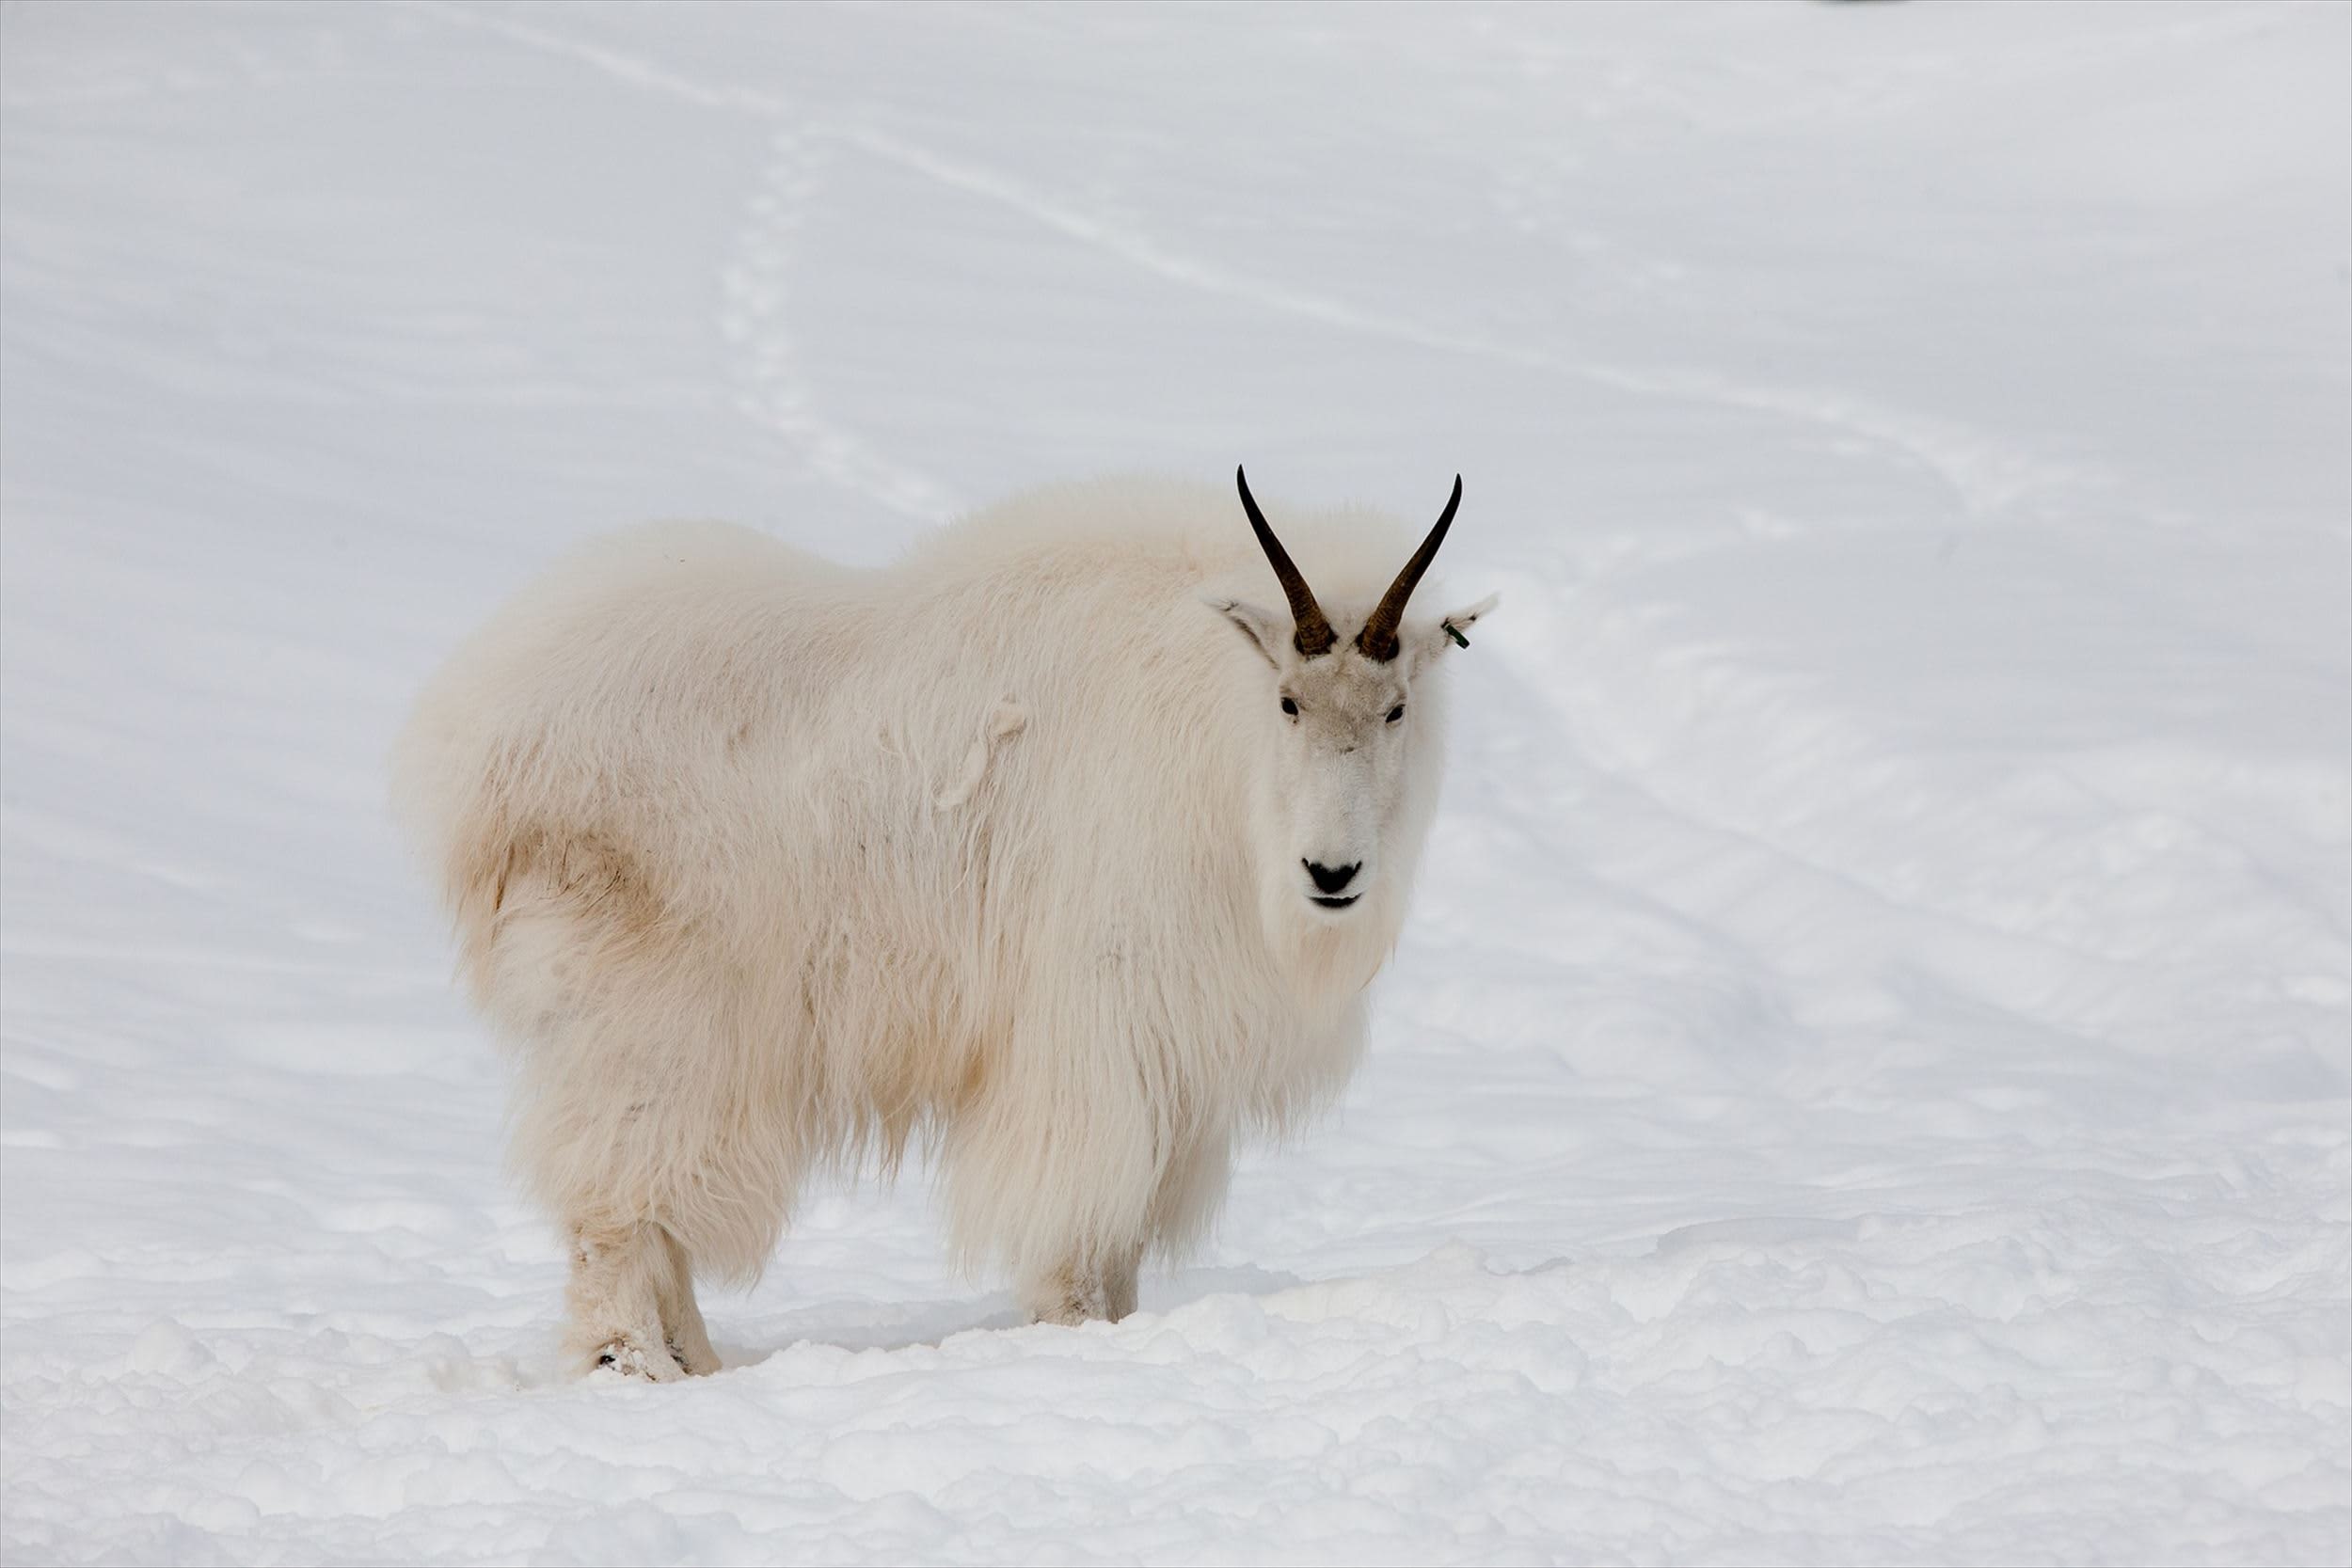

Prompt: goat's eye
[1279,697,1298,717]
[1387,705,1406,723]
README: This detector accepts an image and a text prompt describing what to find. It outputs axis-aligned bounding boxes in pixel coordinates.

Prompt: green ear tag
[1443,621,1470,648]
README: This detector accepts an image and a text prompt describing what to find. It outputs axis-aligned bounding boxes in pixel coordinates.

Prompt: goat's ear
[1201,594,1287,668]
[1410,592,1500,672]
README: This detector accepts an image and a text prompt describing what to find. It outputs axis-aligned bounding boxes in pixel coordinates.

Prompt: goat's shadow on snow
[717,1263,1306,1368]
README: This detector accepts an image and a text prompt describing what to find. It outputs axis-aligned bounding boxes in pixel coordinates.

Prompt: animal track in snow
[718,129,961,526]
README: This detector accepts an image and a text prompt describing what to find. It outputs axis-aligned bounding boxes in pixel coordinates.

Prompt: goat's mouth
[1308,894,1360,911]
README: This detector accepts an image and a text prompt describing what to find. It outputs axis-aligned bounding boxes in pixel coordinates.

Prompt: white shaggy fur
[390,475,1493,1376]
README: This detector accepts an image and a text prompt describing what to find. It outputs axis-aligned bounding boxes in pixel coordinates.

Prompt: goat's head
[1209,466,1498,922]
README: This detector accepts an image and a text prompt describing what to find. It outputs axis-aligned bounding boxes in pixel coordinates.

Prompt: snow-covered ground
[3,2,2346,1561]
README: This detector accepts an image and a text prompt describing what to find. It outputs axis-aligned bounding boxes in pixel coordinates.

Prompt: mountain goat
[391,468,1495,1378]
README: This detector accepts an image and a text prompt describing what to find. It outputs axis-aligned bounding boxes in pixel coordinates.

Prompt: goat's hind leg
[565,1221,693,1381]
[657,1227,721,1375]
[488,836,770,1383]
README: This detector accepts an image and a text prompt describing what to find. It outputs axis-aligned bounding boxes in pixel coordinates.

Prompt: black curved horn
[1355,474,1462,662]
[1236,466,1337,657]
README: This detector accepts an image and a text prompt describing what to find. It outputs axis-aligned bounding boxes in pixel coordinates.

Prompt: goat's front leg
[1021,1241,1142,1326]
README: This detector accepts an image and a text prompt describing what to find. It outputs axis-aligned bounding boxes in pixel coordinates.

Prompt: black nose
[1303,860,1359,895]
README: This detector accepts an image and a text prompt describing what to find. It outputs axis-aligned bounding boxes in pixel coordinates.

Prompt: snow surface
[3,2,2347,1563]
